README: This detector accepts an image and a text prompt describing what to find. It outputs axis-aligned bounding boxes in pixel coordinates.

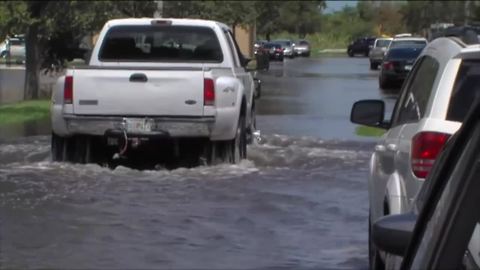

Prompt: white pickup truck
[50,18,260,166]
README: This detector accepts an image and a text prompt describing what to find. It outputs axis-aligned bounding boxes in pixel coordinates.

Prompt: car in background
[0,36,26,59]
[273,39,295,58]
[293,39,311,57]
[369,37,392,70]
[350,34,480,270]
[378,44,425,89]
[254,39,267,52]
[347,36,376,57]
[263,42,284,61]
[254,40,270,71]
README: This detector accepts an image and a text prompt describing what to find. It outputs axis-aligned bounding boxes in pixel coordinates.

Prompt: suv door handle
[386,144,398,151]
[130,73,148,83]
[375,145,386,152]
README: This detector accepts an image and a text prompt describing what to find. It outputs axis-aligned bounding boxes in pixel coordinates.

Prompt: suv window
[395,56,439,125]
[447,60,480,122]
[99,25,223,62]
[375,39,391,48]
[386,47,424,59]
[391,40,427,48]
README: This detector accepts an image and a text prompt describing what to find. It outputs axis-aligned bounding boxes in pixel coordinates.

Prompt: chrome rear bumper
[64,115,215,137]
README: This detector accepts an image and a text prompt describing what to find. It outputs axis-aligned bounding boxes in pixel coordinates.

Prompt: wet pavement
[0,56,398,269]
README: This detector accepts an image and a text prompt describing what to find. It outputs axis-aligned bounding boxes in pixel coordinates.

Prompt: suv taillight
[204,78,215,106]
[383,61,394,70]
[411,132,450,179]
[64,75,73,104]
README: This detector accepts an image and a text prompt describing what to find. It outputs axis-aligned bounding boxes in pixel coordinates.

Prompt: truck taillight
[64,75,73,104]
[411,132,450,179]
[204,78,215,106]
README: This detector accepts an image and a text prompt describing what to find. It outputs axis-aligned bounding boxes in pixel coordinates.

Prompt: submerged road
[0,56,397,269]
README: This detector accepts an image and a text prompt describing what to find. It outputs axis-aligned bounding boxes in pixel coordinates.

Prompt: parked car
[369,37,392,70]
[371,97,480,269]
[378,44,425,89]
[350,34,480,270]
[263,42,284,61]
[293,39,311,57]
[51,18,259,166]
[254,41,270,71]
[254,39,267,50]
[273,39,295,58]
[0,36,26,59]
[347,36,376,57]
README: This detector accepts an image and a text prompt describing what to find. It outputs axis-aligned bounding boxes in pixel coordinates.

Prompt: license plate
[405,65,412,71]
[126,118,152,133]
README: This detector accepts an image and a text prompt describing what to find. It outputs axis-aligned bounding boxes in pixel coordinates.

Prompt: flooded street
[0,56,397,269]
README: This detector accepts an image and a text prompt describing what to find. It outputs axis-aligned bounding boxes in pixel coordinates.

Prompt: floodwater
[0,56,398,269]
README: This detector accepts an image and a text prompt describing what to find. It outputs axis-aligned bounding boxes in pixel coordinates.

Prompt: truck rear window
[99,25,223,62]
[446,60,480,122]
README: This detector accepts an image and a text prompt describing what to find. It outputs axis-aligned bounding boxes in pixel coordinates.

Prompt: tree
[400,1,468,34]
[199,1,257,35]
[163,1,206,18]
[0,1,156,100]
[254,1,283,41]
[276,1,325,38]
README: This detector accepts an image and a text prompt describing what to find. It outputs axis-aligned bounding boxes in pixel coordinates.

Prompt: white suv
[351,35,480,269]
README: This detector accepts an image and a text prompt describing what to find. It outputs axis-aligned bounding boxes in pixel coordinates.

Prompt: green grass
[0,56,26,65]
[0,100,50,125]
[356,126,386,137]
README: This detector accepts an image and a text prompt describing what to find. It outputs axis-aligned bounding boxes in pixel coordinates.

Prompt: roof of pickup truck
[105,18,231,32]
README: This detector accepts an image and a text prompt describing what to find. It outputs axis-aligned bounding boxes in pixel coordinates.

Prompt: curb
[318,49,346,54]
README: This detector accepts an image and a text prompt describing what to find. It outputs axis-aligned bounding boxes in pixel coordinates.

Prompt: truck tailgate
[71,69,204,116]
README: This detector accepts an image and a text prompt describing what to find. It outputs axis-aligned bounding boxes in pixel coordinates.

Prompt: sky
[324,1,357,14]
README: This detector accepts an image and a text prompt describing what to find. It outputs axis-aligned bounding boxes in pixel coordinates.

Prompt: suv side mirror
[372,213,417,257]
[351,100,389,129]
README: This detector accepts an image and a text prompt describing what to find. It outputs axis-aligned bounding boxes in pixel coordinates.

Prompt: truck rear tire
[213,116,246,164]
[51,132,65,162]
[247,103,257,144]
[230,116,247,163]
[52,134,103,164]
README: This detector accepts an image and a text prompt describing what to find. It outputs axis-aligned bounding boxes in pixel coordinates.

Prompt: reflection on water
[0,56,391,269]
[0,117,51,141]
[0,134,372,269]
